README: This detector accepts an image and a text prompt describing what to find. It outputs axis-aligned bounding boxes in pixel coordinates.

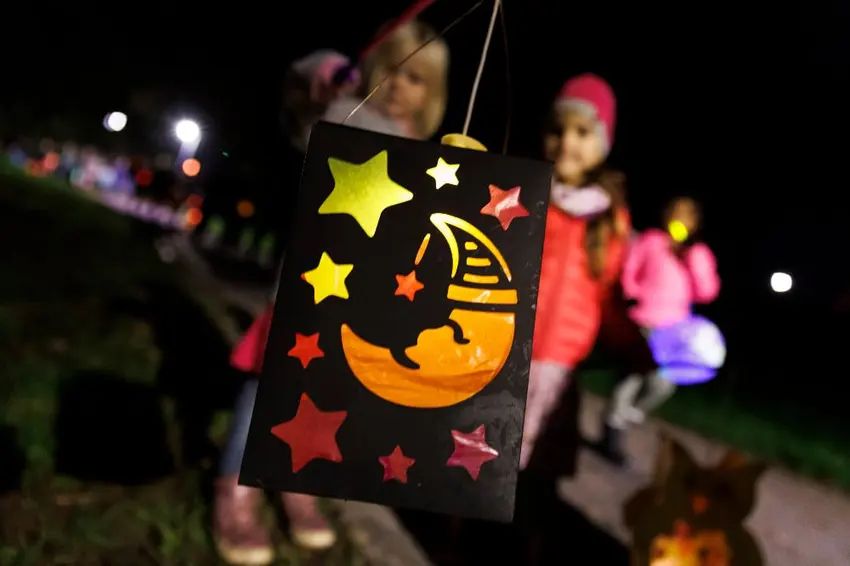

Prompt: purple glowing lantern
[648,314,726,385]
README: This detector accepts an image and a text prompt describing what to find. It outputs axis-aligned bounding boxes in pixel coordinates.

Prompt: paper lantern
[239,122,551,521]
[648,314,726,385]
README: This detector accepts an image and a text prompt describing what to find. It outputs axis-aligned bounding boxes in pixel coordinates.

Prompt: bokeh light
[134,168,154,187]
[181,158,201,177]
[771,272,793,293]
[104,111,128,132]
[668,220,689,243]
[42,152,60,173]
[185,207,203,227]
[175,119,201,143]
[236,199,255,218]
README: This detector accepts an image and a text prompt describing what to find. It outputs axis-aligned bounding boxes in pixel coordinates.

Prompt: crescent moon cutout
[341,309,515,408]
[341,213,518,408]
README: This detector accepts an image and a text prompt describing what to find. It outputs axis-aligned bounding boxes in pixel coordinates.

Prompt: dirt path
[560,394,850,565]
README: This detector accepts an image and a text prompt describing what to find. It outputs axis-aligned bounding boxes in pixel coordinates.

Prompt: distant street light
[175,119,201,144]
[770,272,793,293]
[104,111,128,132]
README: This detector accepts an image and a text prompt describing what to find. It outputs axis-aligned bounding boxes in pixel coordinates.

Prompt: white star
[426,157,460,190]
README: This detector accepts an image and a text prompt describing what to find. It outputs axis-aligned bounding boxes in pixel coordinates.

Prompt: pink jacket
[621,229,720,328]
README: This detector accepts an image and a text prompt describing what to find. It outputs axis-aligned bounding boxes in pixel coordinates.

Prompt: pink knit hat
[556,74,617,152]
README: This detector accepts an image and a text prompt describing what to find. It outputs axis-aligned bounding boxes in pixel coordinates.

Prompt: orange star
[288,332,324,368]
[480,184,529,230]
[394,270,424,301]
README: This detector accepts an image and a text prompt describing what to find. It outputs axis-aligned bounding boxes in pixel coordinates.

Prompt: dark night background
[3,0,850,424]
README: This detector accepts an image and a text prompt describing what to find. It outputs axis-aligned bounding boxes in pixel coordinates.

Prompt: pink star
[378,445,416,483]
[446,425,499,480]
[480,185,529,230]
[270,394,347,473]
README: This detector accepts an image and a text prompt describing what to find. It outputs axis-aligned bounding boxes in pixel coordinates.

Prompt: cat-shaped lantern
[625,436,765,566]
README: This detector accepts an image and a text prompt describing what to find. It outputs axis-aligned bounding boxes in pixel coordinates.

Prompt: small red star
[480,184,529,230]
[446,425,499,480]
[394,269,425,301]
[270,393,347,473]
[378,445,416,483]
[287,332,324,368]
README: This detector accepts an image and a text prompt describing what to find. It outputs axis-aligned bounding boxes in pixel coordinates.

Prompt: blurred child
[325,20,448,140]
[214,23,448,565]
[600,197,720,464]
[520,74,631,472]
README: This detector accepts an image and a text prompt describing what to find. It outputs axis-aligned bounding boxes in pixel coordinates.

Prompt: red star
[378,445,416,483]
[394,269,425,301]
[287,332,324,368]
[270,393,347,473]
[446,425,499,480]
[480,184,529,230]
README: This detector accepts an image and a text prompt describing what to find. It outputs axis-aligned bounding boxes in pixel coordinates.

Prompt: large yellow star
[426,157,459,189]
[319,150,413,237]
[302,252,354,304]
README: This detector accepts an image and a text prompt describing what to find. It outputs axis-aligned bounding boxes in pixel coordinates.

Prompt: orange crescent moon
[340,308,515,408]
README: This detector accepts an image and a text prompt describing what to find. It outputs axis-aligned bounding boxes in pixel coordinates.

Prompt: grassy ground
[579,367,850,490]
[0,162,359,564]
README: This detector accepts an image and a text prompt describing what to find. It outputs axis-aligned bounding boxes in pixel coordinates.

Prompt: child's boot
[213,475,274,565]
[281,492,337,550]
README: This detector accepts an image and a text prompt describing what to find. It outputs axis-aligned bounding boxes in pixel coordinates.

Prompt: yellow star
[319,150,413,237]
[302,252,354,304]
[426,157,460,189]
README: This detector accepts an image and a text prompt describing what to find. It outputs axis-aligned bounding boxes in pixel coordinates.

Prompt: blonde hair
[361,21,449,139]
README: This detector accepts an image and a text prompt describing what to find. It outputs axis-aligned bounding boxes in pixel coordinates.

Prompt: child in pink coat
[621,197,720,328]
[601,197,720,464]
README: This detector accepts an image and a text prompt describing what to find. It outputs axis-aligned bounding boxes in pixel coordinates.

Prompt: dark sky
[4,0,850,383]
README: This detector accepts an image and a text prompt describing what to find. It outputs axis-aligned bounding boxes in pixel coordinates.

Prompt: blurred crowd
[1,137,282,268]
[2,137,198,229]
